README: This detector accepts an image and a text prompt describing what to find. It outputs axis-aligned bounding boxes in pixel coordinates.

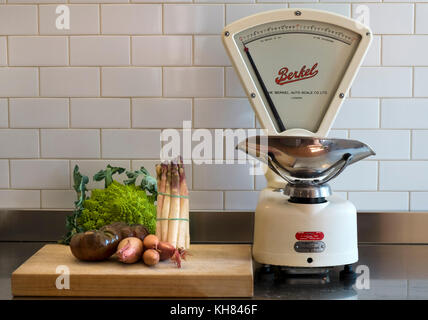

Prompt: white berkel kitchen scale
[222,9,375,277]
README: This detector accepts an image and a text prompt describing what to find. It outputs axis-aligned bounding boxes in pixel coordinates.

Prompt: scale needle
[244,46,286,132]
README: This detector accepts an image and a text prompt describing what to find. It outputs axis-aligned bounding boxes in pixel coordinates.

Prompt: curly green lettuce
[77,181,156,233]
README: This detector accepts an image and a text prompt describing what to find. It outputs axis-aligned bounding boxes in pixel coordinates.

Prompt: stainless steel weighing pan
[237,136,375,183]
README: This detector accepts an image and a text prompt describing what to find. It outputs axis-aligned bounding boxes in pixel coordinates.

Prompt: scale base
[253,188,358,268]
[259,264,331,275]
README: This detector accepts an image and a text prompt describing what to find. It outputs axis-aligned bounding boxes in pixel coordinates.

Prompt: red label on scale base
[295,231,324,241]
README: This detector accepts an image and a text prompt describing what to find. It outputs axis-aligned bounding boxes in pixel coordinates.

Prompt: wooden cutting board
[11,244,253,297]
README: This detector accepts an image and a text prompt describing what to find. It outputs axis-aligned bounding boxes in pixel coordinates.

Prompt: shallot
[143,249,160,266]
[143,234,159,250]
[157,241,176,261]
[157,241,188,268]
[116,237,143,264]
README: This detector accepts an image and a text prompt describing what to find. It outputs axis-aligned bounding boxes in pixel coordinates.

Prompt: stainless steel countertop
[2,242,428,300]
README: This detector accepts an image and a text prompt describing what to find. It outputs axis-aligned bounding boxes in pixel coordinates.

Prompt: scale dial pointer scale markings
[223,10,372,136]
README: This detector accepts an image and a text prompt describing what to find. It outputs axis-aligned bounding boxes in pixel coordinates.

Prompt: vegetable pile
[156,158,190,249]
[61,161,190,268]
[60,164,157,245]
[69,223,187,268]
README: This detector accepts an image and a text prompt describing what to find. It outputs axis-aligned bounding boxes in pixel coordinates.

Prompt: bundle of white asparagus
[155,158,190,249]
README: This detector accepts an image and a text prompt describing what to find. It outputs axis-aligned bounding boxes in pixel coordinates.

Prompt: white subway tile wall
[40,67,100,96]
[412,131,428,159]
[0,3,427,211]
[39,5,100,35]
[10,98,69,128]
[9,36,69,66]
[194,36,231,66]
[289,3,350,16]
[70,36,130,66]
[163,67,224,97]
[132,36,192,66]
[414,68,428,97]
[0,68,39,97]
[101,5,162,35]
[164,5,224,34]
[194,98,255,128]
[0,160,8,188]
[70,98,130,128]
[132,99,192,128]
[101,129,161,158]
[41,190,75,209]
[361,36,381,66]
[0,5,38,35]
[225,67,247,97]
[226,4,287,24]
[0,99,8,128]
[225,191,260,210]
[351,4,414,34]
[102,67,162,97]
[41,129,101,158]
[0,37,6,66]
[416,4,428,34]
[10,160,70,189]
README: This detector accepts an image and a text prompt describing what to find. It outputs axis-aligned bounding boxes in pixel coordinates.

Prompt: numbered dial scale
[223,9,372,136]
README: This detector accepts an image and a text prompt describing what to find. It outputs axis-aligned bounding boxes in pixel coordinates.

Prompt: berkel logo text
[275,63,319,85]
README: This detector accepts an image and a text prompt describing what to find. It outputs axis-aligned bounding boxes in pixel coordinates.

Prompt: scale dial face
[223,10,372,136]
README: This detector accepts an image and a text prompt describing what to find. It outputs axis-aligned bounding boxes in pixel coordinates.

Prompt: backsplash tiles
[0,2,426,212]
[39,5,100,35]
[9,36,69,66]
